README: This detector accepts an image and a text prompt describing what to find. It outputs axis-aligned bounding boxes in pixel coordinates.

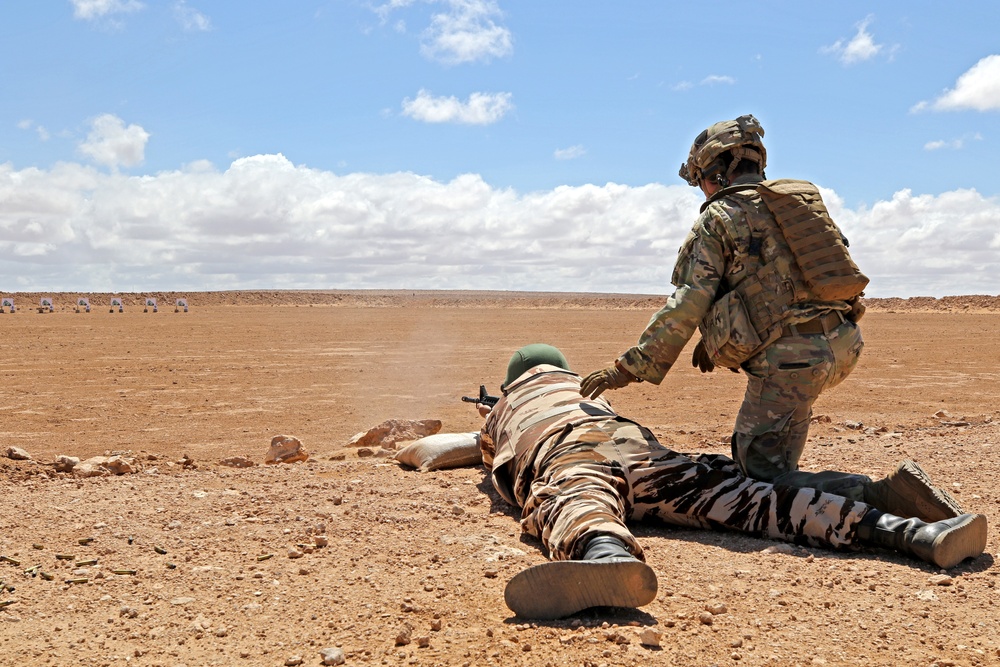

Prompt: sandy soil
[1,291,998,667]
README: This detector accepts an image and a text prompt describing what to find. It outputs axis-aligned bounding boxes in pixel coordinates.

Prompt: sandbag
[395,432,482,472]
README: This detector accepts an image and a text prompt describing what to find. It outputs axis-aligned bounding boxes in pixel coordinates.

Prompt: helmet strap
[725,147,763,184]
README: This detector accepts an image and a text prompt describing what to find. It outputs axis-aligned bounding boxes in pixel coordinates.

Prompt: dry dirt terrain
[1,291,998,667]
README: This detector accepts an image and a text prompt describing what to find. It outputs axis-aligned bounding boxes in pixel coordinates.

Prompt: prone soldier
[481,344,987,619]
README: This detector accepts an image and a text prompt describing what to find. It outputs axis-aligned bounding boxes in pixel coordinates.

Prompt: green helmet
[503,343,570,389]
[678,114,766,187]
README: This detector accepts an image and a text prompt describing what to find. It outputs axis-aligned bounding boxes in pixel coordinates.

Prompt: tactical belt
[781,310,844,337]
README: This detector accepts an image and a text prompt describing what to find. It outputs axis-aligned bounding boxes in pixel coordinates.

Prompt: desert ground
[1,290,998,667]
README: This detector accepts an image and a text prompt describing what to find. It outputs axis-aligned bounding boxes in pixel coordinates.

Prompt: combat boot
[864,460,964,522]
[855,510,987,569]
[503,535,657,620]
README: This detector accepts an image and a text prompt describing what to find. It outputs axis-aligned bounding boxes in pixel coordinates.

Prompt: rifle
[461,384,500,408]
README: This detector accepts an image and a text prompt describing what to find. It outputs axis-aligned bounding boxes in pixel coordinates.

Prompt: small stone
[288,548,304,559]
[314,535,329,548]
[347,418,442,450]
[928,574,954,586]
[219,456,255,468]
[705,601,728,615]
[698,611,714,625]
[74,461,108,478]
[637,628,662,647]
[104,455,136,475]
[53,455,80,472]
[266,435,309,464]
[284,656,303,666]
[395,622,414,646]
[320,647,345,665]
[761,543,796,555]
[416,636,430,648]
[5,446,31,460]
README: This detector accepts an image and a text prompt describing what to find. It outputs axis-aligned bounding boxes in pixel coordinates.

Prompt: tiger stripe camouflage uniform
[617,172,867,497]
[480,364,872,561]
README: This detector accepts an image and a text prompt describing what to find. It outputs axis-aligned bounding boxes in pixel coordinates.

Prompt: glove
[691,339,715,373]
[580,363,637,399]
[692,339,740,374]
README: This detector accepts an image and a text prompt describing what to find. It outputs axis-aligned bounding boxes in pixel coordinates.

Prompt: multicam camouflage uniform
[617,172,868,498]
[480,364,871,561]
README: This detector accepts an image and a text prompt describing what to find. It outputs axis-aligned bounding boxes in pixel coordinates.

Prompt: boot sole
[504,559,658,620]
[891,460,964,522]
[930,513,988,569]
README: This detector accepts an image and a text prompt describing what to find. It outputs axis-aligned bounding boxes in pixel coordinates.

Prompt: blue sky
[1,1,999,297]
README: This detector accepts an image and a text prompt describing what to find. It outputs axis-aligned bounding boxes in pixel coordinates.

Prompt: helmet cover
[679,114,766,186]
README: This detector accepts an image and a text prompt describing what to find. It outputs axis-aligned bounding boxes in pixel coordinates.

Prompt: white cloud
[173,1,211,31]
[421,0,512,64]
[374,0,512,64]
[17,119,51,142]
[401,89,513,124]
[672,77,733,92]
[70,0,144,20]
[924,139,961,151]
[700,75,736,86]
[554,145,586,161]
[826,187,1000,297]
[821,15,889,66]
[0,155,996,296]
[913,55,1000,112]
[77,114,150,169]
[374,0,417,23]
[923,133,982,151]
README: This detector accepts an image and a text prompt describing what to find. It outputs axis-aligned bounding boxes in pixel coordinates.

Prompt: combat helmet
[678,114,766,187]
[502,343,569,389]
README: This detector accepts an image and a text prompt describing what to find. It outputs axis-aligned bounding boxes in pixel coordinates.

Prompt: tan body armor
[698,180,868,368]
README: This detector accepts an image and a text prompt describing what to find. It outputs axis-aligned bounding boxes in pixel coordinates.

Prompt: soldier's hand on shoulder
[580,363,637,399]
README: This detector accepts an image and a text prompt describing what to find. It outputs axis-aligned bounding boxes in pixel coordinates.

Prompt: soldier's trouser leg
[732,319,864,495]
[519,424,642,561]
[615,426,870,550]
